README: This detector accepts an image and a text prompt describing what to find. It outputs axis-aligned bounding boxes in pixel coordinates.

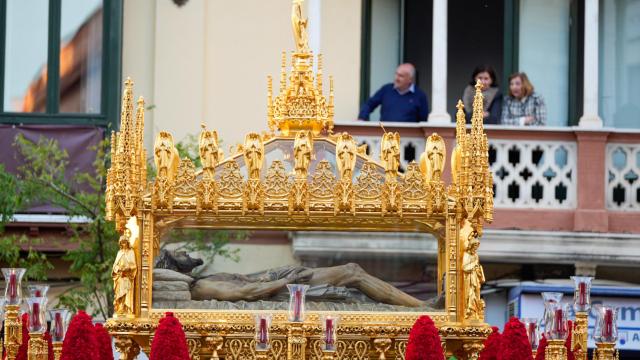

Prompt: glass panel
[519,0,571,126]
[3,0,49,112]
[59,0,103,113]
[367,0,401,121]
[153,229,439,312]
[599,0,640,129]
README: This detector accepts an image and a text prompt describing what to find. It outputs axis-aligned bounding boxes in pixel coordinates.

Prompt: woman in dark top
[462,65,502,124]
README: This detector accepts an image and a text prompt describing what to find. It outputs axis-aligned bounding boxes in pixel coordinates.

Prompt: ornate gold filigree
[594,342,616,360]
[572,312,588,360]
[373,338,392,360]
[545,339,568,360]
[114,336,140,360]
[27,332,48,360]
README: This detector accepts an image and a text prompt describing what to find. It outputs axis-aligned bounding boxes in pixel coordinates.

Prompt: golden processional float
[103,1,494,359]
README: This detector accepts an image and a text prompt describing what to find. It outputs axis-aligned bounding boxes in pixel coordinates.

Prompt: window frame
[0,0,122,129]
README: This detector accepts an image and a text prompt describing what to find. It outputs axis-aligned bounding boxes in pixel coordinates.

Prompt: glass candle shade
[541,292,564,333]
[28,284,50,298]
[521,318,540,350]
[27,297,47,333]
[49,309,71,342]
[287,284,309,322]
[254,314,272,350]
[2,268,26,305]
[594,305,618,343]
[321,314,339,351]
[571,276,593,312]
[545,302,569,340]
[0,296,5,321]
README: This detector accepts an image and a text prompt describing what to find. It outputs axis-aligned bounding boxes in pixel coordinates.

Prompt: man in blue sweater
[358,63,429,122]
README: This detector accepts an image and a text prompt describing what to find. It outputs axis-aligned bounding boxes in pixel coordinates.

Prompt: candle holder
[2,268,26,306]
[571,276,592,360]
[287,284,309,322]
[27,297,48,360]
[594,305,617,343]
[594,342,616,360]
[521,318,539,355]
[541,292,563,334]
[321,314,339,353]
[254,314,272,351]
[49,309,70,360]
[28,285,50,299]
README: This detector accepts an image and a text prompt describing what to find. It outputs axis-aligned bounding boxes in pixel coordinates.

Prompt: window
[0,0,122,126]
[599,0,640,129]
[519,0,571,127]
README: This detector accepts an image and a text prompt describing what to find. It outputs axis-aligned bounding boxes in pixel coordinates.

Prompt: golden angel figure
[243,133,264,180]
[291,0,309,53]
[380,132,400,180]
[294,131,312,179]
[199,125,223,179]
[154,131,179,179]
[462,232,485,320]
[112,228,137,316]
[336,133,357,180]
[420,133,446,182]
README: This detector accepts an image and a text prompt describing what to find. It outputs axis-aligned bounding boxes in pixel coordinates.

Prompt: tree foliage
[0,132,244,318]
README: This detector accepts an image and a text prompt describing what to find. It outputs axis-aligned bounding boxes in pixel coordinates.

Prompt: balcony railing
[334,121,640,234]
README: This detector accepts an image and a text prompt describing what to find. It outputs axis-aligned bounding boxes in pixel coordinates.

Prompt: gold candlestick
[52,341,63,360]
[545,339,567,360]
[27,333,49,360]
[572,312,588,360]
[3,304,22,360]
[594,342,616,360]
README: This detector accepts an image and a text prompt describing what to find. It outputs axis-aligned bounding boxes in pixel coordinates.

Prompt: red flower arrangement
[94,323,114,360]
[60,311,98,360]
[405,315,444,360]
[535,335,547,360]
[15,313,30,360]
[498,317,533,360]
[479,326,501,360]
[150,312,190,360]
[44,331,54,360]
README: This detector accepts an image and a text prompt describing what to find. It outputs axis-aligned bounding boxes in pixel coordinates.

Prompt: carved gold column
[545,339,567,360]
[27,333,48,360]
[4,304,22,360]
[594,342,616,360]
[52,342,63,360]
[572,312,588,360]
[287,322,306,360]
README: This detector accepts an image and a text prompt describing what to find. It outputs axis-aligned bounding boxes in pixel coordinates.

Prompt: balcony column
[578,0,603,128]
[427,0,451,124]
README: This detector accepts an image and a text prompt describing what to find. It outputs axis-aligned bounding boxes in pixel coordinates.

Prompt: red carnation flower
[535,335,548,360]
[405,315,444,360]
[498,317,533,360]
[150,312,190,360]
[94,323,114,360]
[15,313,30,360]
[44,331,54,360]
[60,311,98,360]
[479,326,501,360]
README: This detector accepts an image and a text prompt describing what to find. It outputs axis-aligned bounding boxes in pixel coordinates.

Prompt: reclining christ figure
[190,263,424,307]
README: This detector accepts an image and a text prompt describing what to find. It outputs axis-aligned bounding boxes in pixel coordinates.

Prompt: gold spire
[267,0,334,136]
[118,78,134,154]
[471,80,485,137]
[455,100,466,146]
